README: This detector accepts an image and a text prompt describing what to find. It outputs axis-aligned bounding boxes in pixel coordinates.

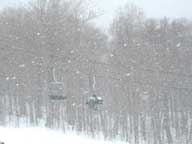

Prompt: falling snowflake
[176,43,181,47]
[19,64,25,68]
[125,73,130,77]
[136,88,139,92]
[72,103,76,106]
[123,43,127,47]
[6,77,10,80]
[136,43,141,47]
[37,32,41,36]
[68,60,71,63]
[11,76,16,80]
[110,54,114,57]
[70,50,74,54]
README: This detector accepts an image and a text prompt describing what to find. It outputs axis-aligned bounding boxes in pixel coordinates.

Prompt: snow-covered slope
[0,127,127,144]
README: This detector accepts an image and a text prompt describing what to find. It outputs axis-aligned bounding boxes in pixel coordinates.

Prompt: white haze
[1,0,192,29]
[0,127,127,144]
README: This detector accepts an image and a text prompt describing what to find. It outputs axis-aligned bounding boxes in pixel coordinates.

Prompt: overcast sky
[0,0,191,29]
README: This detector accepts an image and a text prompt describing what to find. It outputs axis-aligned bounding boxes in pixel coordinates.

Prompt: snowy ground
[0,127,127,144]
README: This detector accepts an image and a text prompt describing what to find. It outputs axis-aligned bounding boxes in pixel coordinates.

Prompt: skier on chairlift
[86,94,103,110]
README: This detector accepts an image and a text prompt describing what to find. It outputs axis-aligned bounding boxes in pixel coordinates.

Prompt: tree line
[0,1,192,143]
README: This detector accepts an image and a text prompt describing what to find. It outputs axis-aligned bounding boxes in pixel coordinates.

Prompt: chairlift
[47,81,66,101]
[49,95,67,101]
[86,94,103,110]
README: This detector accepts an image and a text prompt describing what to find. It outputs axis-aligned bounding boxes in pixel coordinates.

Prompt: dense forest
[0,0,192,144]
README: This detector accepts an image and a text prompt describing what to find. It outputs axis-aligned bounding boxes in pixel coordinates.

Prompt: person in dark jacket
[86,94,103,110]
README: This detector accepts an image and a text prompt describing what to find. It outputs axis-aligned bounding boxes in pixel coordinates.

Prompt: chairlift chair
[86,94,103,110]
